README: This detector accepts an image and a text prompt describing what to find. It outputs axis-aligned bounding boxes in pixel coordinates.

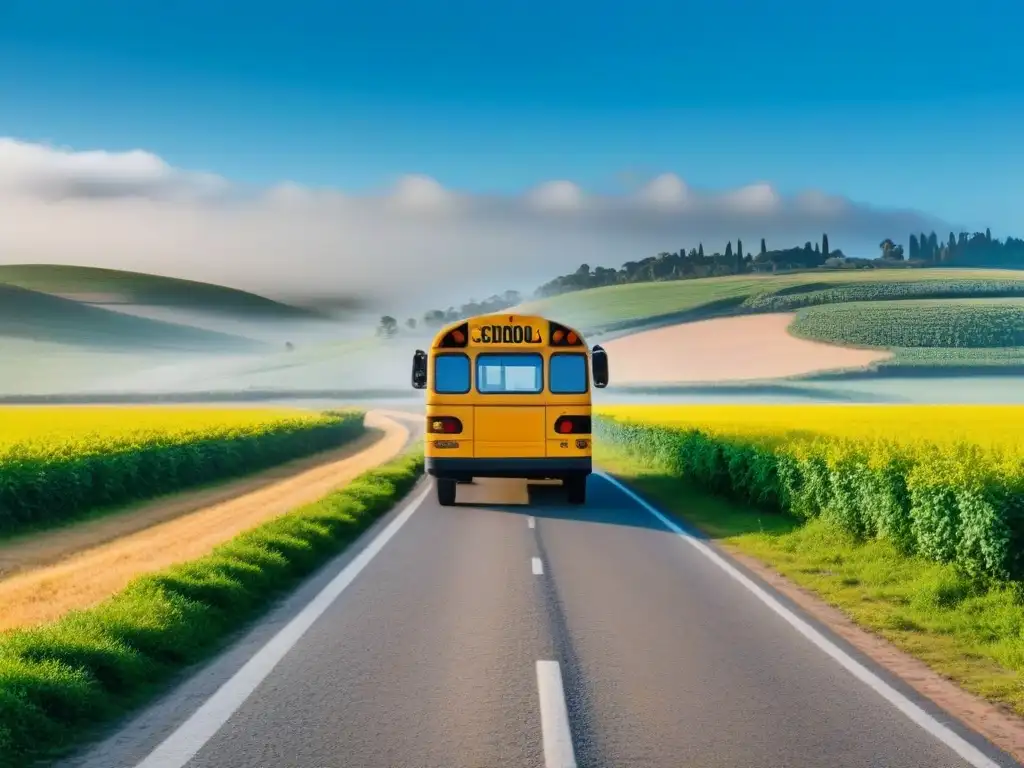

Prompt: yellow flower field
[594,404,1024,581]
[0,406,337,454]
[0,406,365,535]
[596,404,1024,450]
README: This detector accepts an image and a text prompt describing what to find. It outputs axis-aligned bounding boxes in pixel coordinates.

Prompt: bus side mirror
[591,345,609,389]
[412,350,428,389]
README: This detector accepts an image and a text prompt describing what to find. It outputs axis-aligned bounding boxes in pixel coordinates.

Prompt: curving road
[59,474,1019,768]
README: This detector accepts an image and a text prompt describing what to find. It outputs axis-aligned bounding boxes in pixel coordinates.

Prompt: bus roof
[429,313,586,350]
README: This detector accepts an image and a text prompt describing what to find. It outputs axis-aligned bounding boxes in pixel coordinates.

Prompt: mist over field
[0,139,953,316]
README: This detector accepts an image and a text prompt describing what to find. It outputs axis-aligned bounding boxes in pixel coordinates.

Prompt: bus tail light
[549,321,583,347]
[429,416,464,434]
[439,322,469,348]
[555,415,591,434]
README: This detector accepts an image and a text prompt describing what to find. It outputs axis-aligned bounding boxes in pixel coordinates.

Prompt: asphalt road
[59,475,1020,768]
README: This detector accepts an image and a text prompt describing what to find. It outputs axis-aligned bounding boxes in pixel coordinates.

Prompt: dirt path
[602,313,892,382]
[0,411,410,631]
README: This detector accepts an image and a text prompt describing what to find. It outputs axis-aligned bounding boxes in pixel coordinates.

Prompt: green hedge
[0,410,366,537]
[0,450,424,768]
[595,416,1024,583]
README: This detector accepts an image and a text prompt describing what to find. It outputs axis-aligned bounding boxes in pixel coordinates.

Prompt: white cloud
[720,182,782,213]
[526,180,584,211]
[636,173,691,207]
[0,138,228,201]
[388,174,456,211]
[0,138,952,313]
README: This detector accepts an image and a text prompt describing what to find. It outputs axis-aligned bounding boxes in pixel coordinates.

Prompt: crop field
[517,269,1024,331]
[595,405,1024,579]
[0,407,365,536]
[789,299,1024,349]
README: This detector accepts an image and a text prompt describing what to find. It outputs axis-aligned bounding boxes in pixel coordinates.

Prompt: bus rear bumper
[425,456,592,481]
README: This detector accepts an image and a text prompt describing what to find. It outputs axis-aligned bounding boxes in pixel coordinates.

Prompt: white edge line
[528,516,536,529]
[536,660,577,768]
[596,471,1003,768]
[532,556,544,575]
[134,481,433,768]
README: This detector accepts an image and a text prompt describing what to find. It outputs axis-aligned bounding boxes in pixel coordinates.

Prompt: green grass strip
[0,450,424,768]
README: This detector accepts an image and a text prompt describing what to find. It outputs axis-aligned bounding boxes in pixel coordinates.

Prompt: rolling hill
[514,268,1024,379]
[516,268,1024,336]
[0,283,266,352]
[0,264,319,320]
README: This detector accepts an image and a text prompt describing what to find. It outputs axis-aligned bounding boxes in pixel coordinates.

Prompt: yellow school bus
[411,313,609,507]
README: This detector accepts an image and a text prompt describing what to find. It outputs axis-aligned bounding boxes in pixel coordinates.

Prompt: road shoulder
[598,468,1024,765]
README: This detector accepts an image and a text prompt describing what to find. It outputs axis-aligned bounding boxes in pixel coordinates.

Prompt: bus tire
[437,478,457,506]
[565,475,587,505]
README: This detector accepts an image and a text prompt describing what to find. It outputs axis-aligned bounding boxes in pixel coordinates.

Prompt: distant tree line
[533,234,845,298]
[903,228,1024,267]
[379,228,1024,335]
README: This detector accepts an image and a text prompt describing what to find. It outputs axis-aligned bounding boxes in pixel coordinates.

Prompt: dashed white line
[532,556,544,575]
[536,660,577,768]
[132,482,433,768]
[528,516,536,529]
[597,471,1003,768]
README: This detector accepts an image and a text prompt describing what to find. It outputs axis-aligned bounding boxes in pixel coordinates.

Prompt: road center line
[597,471,1002,768]
[536,660,577,768]
[528,516,536,529]
[532,556,544,575]
[132,481,433,768]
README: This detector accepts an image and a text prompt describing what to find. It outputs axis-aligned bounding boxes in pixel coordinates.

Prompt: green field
[790,298,1024,347]
[517,268,1024,332]
[0,264,315,319]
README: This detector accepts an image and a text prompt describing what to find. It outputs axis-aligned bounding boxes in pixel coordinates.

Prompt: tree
[377,315,398,338]
[804,241,813,252]
[909,233,920,260]
[737,239,744,259]
[986,228,992,242]
[725,241,733,259]
[423,308,446,327]
[879,238,896,259]
[698,243,704,259]
[760,238,767,256]
[406,317,417,330]
[814,242,821,254]
[822,233,829,257]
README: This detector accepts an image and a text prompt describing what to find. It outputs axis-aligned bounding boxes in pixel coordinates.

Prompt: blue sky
[1,0,1022,237]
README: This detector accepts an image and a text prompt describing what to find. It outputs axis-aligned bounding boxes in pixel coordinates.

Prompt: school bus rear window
[476,353,543,393]
[434,354,470,393]
[549,353,588,394]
